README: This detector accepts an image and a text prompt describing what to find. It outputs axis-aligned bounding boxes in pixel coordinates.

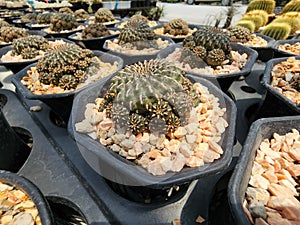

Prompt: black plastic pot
[12,51,123,123]
[257,56,300,118]
[103,36,175,65]
[248,33,275,62]
[68,30,119,50]
[272,39,300,58]
[84,18,121,28]
[42,26,84,39]
[69,74,237,189]
[25,22,49,30]
[157,43,258,93]
[0,170,55,225]
[228,115,300,225]
[0,108,31,172]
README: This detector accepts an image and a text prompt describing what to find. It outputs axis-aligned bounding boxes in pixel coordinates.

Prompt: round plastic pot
[115,18,161,30]
[0,108,31,172]
[103,36,175,65]
[0,170,55,225]
[248,33,275,62]
[42,27,84,39]
[258,56,300,118]
[69,74,237,189]
[272,39,300,58]
[25,22,49,30]
[228,115,300,225]
[157,43,258,92]
[11,51,124,123]
[68,30,119,51]
[84,18,121,28]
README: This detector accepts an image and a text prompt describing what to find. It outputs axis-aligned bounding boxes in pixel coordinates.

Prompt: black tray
[272,39,300,58]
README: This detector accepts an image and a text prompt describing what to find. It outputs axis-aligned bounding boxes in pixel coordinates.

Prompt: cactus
[244,9,269,26]
[36,43,98,90]
[261,22,291,40]
[20,13,37,23]
[0,20,11,28]
[240,14,265,31]
[246,0,276,14]
[272,17,300,34]
[227,25,251,43]
[94,8,115,23]
[182,26,232,67]
[163,18,189,36]
[50,13,78,32]
[128,14,148,23]
[81,23,110,39]
[11,35,49,59]
[0,27,29,43]
[59,7,74,14]
[235,20,256,33]
[98,59,200,135]
[37,12,53,24]
[282,0,300,13]
[74,9,90,20]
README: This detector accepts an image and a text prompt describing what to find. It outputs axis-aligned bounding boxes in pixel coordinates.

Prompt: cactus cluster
[74,9,90,20]
[246,0,276,14]
[50,13,78,32]
[0,27,29,43]
[11,35,49,59]
[37,12,53,24]
[0,20,11,28]
[272,12,300,34]
[282,0,300,13]
[163,18,189,36]
[20,13,37,23]
[182,26,232,67]
[227,25,251,43]
[98,59,200,135]
[36,43,98,90]
[94,8,115,23]
[261,22,291,40]
[59,7,74,14]
[82,23,110,39]
[238,10,269,32]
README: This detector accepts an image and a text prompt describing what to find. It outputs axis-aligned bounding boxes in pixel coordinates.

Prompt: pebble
[29,105,42,112]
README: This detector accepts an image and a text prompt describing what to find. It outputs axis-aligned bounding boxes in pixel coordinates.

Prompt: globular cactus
[59,7,74,14]
[99,59,200,135]
[36,43,97,90]
[0,27,29,43]
[240,14,265,31]
[246,0,276,14]
[81,23,110,39]
[281,0,300,13]
[74,9,90,20]
[11,35,49,59]
[20,13,37,23]
[163,18,189,36]
[235,20,256,33]
[261,22,291,40]
[128,14,148,23]
[272,16,300,34]
[227,25,251,43]
[0,20,12,28]
[37,12,53,24]
[50,13,78,32]
[95,8,115,23]
[182,26,232,67]
[244,9,269,26]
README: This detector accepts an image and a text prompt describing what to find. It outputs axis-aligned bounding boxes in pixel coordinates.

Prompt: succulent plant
[11,35,49,59]
[128,14,149,23]
[235,20,256,33]
[261,22,291,40]
[240,14,265,31]
[118,19,157,49]
[273,15,300,34]
[182,26,232,67]
[99,59,200,135]
[282,0,300,13]
[95,8,115,23]
[10,11,24,17]
[244,9,269,26]
[20,13,37,23]
[82,23,110,39]
[0,20,11,28]
[59,7,74,14]
[0,27,29,43]
[37,12,53,24]
[50,13,78,32]
[227,25,251,43]
[163,18,189,36]
[246,0,276,14]
[36,43,98,90]
[74,9,90,20]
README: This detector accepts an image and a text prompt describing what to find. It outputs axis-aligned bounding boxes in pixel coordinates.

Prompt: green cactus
[37,12,53,24]
[163,18,189,36]
[261,22,291,40]
[20,13,37,23]
[59,7,74,14]
[272,16,300,34]
[235,20,256,33]
[36,43,99,90]
[128,14,149,23]
[182,26,232,67]
[11,35,49,59]
[50,13,78,32]
[0,27,29,43]
[240,14,265,31]
[82,23,110,39]
[282,0,300,13]
[227,25,251,43]
[99,59,200,135]
[74,9,90,20]
[245,9,269,26]
[95,8,115,23]
[246,0,276,14]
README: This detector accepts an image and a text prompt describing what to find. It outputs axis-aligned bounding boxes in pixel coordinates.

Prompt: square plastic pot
[103,36,175,65]
[157,43,258,93]
[272,39,300,58]
[228,115,300,225]
[11,51,124,123]
[248,33,275,62]
[69,74,237,189]
[257,56,300,118]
